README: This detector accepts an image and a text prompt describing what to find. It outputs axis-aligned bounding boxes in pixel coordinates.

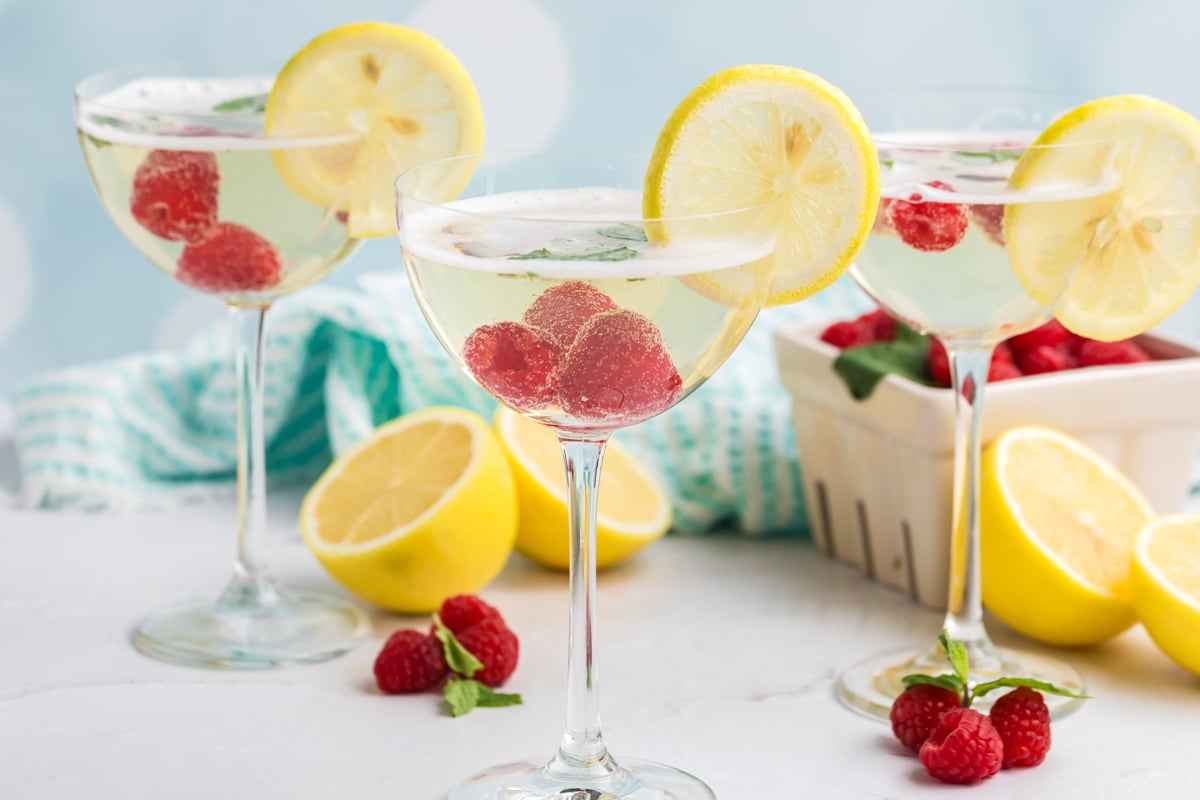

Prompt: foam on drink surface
[75,76,354,151]
[399,187,771,280]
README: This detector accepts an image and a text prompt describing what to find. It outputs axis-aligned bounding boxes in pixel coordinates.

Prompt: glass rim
[72,65,366,123]
[854,85,1113,150]
[394,147,778,226]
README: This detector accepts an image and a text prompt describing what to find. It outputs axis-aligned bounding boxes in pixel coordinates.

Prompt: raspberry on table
[462,321,563,410]
[176,222,282,293]
[918,708,1004,784]
[558,309,682,423]
[130,150,219,243]
[1076,338,1151,367]
[890,683,963,752]
[374,629,450,694]
[989,686,1052,768]
[1016,343,1074,375]
[887,181,969,252]
[436,594,503,635]
[455,617,519,687]
[523,280,619,349]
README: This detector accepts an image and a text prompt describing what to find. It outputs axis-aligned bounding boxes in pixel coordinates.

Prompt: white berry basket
[774,322,1200,610]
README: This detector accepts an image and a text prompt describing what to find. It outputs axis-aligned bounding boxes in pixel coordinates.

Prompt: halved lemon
[643,64,879,306]
[300,407,517,613]
[265,22,484,238]
[493,406,671,570]
[1131,515,1200,676]
[1006,95,1200,341]
[980,425,1155,646]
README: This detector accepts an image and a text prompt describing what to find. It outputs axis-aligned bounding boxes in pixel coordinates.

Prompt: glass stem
[217,304,279,611]
[942,343,1000,671]
[550,434,617,779]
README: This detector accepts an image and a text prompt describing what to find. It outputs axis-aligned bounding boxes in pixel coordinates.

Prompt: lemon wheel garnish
[493,406,671,570]
[1132,515,1200,677]
[265,22,484,238]
[1006,95,1200,341]
[979,425,1155,646]
[643,64,880,307]
[300,407,516,613]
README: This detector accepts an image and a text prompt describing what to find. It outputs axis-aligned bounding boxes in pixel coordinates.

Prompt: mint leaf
[972,677,1090,701]
[443,678,522,717]
[597,223,648,242]
[474,682,523,708]
[213,94,268,113]
[953,149,1021,163]
[511,246,639,262]
[831,325,934,400]
[433,615,483,678]
[939,630,970,688]
[444,677,481,717]
[901,673,966,694]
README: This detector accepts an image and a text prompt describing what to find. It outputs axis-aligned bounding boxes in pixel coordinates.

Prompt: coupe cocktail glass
[397,150,776,800]
[74,67,370,668]
[837,89,1117,719]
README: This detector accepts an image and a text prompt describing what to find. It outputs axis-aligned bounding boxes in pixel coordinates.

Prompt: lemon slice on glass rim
[265,22,485,238]
[1006,94,1200,341]
[643,64,880,307]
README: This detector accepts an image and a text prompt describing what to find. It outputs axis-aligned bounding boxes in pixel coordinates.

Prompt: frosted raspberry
[374,629,449,694]
[989,686,1052,768]
[918,708,1004,784]
[130,150,219,243]
[455,618,519,687]
[462,321,562,410]
[968,203,1005,246]
[176,222,282,293]
[558,310,682,423]
[523,280,618,348]
[887,181,968,252]
[1076,339,1151,367]
[890,683,963,752]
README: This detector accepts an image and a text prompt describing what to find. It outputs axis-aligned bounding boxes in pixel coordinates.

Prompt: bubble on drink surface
[559,310,682,423]
[462,321,563,409]
[0,199,31,345]
[522,280,619,349]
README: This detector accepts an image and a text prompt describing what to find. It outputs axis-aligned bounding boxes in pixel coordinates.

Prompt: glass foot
[132,589,370,669]
[447,756,714,800]
[837,644,1087,721]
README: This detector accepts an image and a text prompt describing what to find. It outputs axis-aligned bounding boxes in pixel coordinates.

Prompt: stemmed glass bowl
[74,66,370,668]
[837,88,1118,719]
[397,149,776,800]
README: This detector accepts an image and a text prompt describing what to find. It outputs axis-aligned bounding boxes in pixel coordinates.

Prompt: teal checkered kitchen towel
[8,272,872,535]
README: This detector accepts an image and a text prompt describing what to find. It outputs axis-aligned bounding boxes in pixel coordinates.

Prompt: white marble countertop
[2,483,1199,800]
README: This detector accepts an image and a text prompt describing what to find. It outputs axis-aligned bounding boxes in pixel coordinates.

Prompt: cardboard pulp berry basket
[773,323,1200,610]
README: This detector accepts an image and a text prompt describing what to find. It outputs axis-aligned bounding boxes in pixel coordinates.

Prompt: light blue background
[2,0,1199,391]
